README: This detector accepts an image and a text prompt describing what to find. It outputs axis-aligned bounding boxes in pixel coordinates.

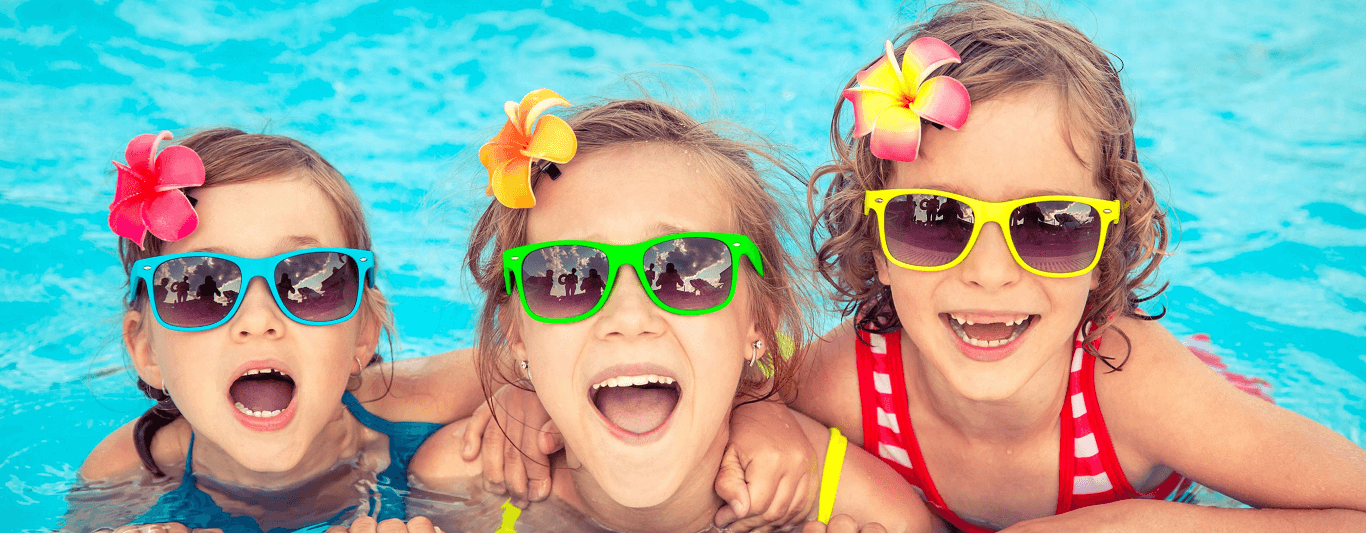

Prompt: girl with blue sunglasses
[65,129,483,533]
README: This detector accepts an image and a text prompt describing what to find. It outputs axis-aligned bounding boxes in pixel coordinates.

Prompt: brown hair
[810,0,1169,370]
[119,127,393,475]
[465,99,811,408]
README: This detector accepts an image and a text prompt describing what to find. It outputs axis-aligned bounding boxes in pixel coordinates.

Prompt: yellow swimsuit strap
[818,427,849,524]
[495,498,522,533]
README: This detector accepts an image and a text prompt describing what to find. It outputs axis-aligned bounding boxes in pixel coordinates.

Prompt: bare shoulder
[354,348,483,425]
[408,418,484,491]
[78,418,190,483]
[792,320,866,446]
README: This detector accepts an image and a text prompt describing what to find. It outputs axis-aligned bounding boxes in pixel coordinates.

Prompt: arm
[1012,317,1366,531]
[66,421,187,532]
[712,400,817,531]
[791,321,867,447]
[353,347,485,425]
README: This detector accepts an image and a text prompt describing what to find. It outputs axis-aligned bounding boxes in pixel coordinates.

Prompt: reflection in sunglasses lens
[152,257,243,328]
[1010,201,1103,273]
[520,245,611,319]
[644,238,734,311]
[276,252,361,322]
[884,194,975,267]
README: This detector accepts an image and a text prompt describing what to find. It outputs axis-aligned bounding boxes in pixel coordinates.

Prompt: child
[65,128,483,533]
[795,1,1366,530]
[408,96,940,533]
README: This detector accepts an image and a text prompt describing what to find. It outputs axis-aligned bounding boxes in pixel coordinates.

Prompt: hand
[103,524,222,533]
[325,516,443,533]
[800,516,889,533]
[460,384,563,506]
[713,401,818,532]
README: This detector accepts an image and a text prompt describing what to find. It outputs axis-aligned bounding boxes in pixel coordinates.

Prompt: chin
[595,457,685,508]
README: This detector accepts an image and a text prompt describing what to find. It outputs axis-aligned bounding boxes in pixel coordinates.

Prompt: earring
[520,360,532,384]
[161,378,171,399]
[750,340,764,367]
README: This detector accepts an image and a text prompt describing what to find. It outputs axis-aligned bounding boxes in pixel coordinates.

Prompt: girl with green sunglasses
[408,98,939,532]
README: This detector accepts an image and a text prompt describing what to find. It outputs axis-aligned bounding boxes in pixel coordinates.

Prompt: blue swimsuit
[133,392,443,533]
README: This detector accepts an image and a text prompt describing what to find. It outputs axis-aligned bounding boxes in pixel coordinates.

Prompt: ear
[1088,271,1100,291]
[124,309,162,388]
[508,318,528,361]
[744,321,766,365]
[353,309,383,374]
[874,249,893,287]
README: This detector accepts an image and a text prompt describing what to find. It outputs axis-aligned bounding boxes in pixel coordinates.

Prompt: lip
[226,359,299,432]
[941,312,1035,363]
[586,363,682,445]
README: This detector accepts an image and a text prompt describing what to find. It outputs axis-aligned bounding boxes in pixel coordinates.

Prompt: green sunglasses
[502,232,764,323]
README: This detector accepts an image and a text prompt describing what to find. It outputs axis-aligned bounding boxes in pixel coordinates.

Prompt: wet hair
[465,99,811,408]
[118,128,393,476]
[810,0,1169,370]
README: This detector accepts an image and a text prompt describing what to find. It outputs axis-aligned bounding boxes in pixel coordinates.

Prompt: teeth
[234,402,283,418]
[241,368,287,377]
[591,374,676,390]
[947,314,1032,348]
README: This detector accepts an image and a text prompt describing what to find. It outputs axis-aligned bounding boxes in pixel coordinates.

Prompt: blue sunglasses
[129,247,374,332]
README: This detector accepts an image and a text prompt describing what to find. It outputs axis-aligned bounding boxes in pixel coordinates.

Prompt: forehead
[893,89,1104,200]
[525,143,736,244]
[163,174,348,257]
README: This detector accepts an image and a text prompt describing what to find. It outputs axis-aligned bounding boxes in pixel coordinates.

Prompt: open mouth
[229,368,296,418]
[946,313,1036,348]
[589,374,681,435]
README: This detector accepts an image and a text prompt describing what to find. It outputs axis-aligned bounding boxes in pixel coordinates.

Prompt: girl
[66,128,484,533]
[408,97,940,533]
[795,1,1366,530]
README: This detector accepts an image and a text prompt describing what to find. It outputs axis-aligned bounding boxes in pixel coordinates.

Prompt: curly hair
[809,0,1169,370]
[465,99,812,406]
[118,128,393,475]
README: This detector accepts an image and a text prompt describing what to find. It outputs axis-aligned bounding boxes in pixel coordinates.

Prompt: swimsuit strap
[817,427,848,524]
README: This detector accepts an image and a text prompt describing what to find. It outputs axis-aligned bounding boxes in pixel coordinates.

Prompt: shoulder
[408,418,484,491]
[78,418,190,483]
[353,348,484,425]
[792,321,867,446]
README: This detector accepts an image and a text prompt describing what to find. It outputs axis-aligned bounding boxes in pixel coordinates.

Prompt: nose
[957,222,1022,290]
[230,277,286,340]
[592,266,667,340]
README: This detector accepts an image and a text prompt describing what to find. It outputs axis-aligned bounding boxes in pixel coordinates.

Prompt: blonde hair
[119,127,393,474]
[465,99,811,403]
[810,0,1169,369]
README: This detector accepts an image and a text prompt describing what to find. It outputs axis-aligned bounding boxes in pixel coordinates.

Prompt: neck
[553,423,729,533]
[189,405,376,491]
[903,330,1072,442]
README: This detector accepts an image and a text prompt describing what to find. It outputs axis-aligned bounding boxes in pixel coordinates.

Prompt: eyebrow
[190,236,325,256]
[915,183,1080,199]
[645,222,693,238]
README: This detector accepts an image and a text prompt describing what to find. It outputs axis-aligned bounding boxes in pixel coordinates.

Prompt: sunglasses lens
[519,245,611,319]
[644,237,734,312]
[151,257,243,328]
[1010,201,1105,274]
[882,194,975,267]
[275,252,362,322]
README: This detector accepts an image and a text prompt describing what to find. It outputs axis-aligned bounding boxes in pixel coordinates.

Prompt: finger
[503,424,530,502]
[801,521,827,533]
[860,522,889,533]
[349,516,378,533]
[405,516,436,533]
[537,419,565,455]
[375,518,408,533]
[782,471,814,527]
[462,403,494,460]
[759,474,797,524]
[828,514,859,533]
[523,420,552,501]
[713,446,750,525]
[481,408,508,494]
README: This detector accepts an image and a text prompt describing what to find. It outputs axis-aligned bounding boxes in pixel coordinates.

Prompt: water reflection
[407,480,609,533]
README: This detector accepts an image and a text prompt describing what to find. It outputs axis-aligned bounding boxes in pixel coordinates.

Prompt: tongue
[963,322,1016,342]
[230,378,294,413]
[595,386,678,434]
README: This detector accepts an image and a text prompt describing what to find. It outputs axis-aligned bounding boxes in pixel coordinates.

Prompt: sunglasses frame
[129,247,375,332]
[864,189,1121,278]
[502,232,765,324]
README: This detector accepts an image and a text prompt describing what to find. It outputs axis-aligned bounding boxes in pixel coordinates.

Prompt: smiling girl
[65,129,474,533]
[408,97,939,533]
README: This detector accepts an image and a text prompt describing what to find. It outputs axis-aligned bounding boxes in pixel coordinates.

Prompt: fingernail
[463,442,473,456]
[532,479,548,499]
[436,528,446,533]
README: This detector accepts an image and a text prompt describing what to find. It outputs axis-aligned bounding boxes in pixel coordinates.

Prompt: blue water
[2,0,1363,530]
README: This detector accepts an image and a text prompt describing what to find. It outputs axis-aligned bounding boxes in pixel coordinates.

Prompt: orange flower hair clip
[479,88,578,208]
[843,38,971,162]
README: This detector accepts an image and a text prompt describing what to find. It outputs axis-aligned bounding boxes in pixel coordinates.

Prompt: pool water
[2,0,1362,530]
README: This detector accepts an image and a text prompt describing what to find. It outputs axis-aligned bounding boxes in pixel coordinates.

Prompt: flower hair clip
[843,38,971,162]
[479,88,578,209]
[109,131,206,249]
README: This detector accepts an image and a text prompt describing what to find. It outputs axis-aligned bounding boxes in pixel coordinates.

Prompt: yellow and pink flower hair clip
[843,37,971,162]
[479,88,578,209]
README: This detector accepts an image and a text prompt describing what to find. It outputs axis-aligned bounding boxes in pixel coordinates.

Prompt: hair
[465,99,811,415]
[810,0,1169,370]
[118,127,393,476]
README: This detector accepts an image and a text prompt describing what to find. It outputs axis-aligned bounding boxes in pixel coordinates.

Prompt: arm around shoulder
[408,417,485,491]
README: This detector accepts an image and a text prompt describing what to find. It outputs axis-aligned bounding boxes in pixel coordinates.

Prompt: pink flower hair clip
[843,37,972,162]
[109,131,206,249]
